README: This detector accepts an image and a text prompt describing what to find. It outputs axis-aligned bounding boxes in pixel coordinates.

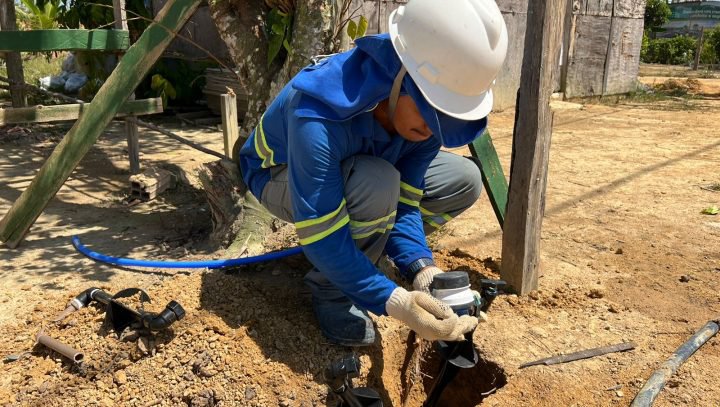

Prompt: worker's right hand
[385,287,478,342]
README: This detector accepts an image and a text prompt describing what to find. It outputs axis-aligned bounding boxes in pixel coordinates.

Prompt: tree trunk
[202,0,338,251]
[197,160,275,254]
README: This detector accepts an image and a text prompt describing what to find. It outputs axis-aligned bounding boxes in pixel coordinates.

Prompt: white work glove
[412,266,444,293]
[386,287,478,342]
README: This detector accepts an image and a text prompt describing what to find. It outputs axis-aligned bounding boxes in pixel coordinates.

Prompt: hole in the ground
[420,343,507,406]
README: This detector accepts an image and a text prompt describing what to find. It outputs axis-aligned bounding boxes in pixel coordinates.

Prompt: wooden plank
[613,0,645,19]
[0,0,202,248]
[493,9,529,111]
[0,0,27,107]
[113,0,140,174]
[604,17,644,95]
[574,0,613,17]
[498,0,529,14]
[469,130,508,228]
[152,0,231,61]
[0,29,130,52]
[501,0,564,294]
[0,98,163,124]
[220,93,240,160]
[564,15,611,98]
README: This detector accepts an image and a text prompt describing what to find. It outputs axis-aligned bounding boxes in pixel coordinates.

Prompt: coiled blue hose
[72,235,303,269]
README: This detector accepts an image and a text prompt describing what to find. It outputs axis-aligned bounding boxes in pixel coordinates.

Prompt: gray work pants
[260,151,483,297]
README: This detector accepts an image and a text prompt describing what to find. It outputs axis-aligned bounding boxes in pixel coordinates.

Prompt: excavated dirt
[2,67,720,406]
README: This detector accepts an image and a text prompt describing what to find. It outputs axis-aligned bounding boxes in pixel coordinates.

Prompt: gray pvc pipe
[631,320,719,407]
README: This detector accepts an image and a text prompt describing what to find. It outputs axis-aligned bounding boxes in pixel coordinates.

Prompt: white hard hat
[388,0,509,121]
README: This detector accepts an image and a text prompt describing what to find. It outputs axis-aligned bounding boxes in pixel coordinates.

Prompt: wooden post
[220,92,240,160]
[113,0,140,174]
[500,0,564,294]
[0,0,202,248]
[693,27,704,71]
[0,0,27,107]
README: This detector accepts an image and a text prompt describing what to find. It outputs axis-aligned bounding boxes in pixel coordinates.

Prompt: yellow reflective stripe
[400,181,422,196]
[349,211,397,228]
[352,223,395,240]
[420,206,453,222]
[296,200,347,229]
[299,215,350,245]
[399,197,420,207]
[425,218,442,229]
[419,207,433,216]
[257,116,276,167]
[253,127,267,161]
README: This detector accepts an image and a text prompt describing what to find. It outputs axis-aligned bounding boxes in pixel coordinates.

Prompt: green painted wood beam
[469,129,509,228]
[0,98,163,124]
[0,29,130,52]
[0,0,202,248]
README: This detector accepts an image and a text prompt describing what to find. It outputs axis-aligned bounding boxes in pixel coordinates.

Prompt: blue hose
[72,235,303,269]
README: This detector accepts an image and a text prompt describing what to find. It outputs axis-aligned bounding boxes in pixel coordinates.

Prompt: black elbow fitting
[142,301,186,331]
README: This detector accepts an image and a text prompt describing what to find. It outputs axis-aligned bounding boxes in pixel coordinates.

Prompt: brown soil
[2,69,720,406]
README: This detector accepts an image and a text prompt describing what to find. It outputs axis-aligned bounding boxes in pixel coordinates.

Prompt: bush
[641,35,698,65]
[707,26,720,64]
[700,40,718,65]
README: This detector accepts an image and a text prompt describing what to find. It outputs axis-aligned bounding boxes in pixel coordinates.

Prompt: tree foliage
[641,34,697,65]
[707,26,720,63]
[644,0,671,33]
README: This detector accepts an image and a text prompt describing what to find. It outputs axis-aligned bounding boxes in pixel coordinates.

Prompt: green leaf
[701,205,719,215]
[267,35,283,67]
[271,23,284,35]
[357,16,369,38]
[282,38,292,53]
[346,20,357,40]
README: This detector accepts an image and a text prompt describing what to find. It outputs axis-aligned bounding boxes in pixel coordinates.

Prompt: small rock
[113,371,128,385]
[588,289,605,299]
[198,367,217,378]
[616,390,624,398]
[528,291,540,300]
[245,387,256,401]
[615,248,624,255]
[608,305,620,313]
[679,275,691,283]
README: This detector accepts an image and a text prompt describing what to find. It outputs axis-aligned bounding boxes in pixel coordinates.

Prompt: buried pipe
[72,235,303,269]
[35,333,84,364]
[631,320,719,407]
[423,272,506,407]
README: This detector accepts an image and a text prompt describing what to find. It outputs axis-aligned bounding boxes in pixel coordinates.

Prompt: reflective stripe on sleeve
[253,114,276,168]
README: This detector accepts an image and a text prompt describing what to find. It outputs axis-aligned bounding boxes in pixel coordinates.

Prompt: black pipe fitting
[142,300,186,331]
[68,287,185,333]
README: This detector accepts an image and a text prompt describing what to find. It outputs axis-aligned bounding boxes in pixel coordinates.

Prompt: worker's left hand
[412,266,443,293]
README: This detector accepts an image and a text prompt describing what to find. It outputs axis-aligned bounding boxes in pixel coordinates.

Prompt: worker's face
[393,96,433,142]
